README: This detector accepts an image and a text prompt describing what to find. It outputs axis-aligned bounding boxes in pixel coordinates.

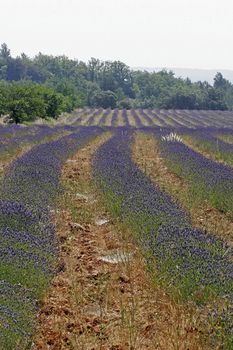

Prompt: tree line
[0,43,233,123]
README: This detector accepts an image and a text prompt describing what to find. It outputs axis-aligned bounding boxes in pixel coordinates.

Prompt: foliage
[91,90,117,109]
[0,43,233,123]
[0,81,67,123]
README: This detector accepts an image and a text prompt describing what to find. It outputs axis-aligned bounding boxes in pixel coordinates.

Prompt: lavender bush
[182,128,233,166]
[0,126,101,348]
[158,132,233,215]
[93,129,233,346]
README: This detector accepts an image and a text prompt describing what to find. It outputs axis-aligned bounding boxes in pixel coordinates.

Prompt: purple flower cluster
[0,124,66,158]
[111,109,119,127]
[158,133,233,214]
[0,279,38,340]
[0,126,102,348]
[168,110,197,128]
[137,109,154,126]
[99,108,111,126]
[93,129,188,227]
[182,128,233,166]
[87,108,103,126]
[142,109,233,128]
[122,109,130,127]
[130,109,144,128]
[93,129,233,341]
[144,110,167,127]
[77,108,233,128]
[154,225,232,290]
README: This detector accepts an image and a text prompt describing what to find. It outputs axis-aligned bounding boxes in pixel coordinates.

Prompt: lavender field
[63,108,233,128]
[0,112,232,349]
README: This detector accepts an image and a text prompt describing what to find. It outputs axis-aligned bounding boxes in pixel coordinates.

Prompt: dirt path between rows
[32,134,203,350]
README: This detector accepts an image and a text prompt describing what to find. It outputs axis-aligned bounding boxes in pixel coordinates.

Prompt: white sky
[0,0,233,69]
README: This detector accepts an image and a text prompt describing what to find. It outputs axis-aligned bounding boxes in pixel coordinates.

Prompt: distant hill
[133,67,233,84]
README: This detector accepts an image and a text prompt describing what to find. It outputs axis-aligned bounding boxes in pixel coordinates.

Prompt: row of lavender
[93,129,233,347]
[72,108,233,128]
[179,128,233,167]
[0,124,76,160]
[0,127,101,349]
[154,128,233,215]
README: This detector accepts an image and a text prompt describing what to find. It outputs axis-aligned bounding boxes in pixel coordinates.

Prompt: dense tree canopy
[0,43,233,122]
[0,81,66,123]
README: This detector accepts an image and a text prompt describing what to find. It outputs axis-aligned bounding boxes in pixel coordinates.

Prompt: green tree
[0,82,9,115]
[6,84,46,123]
[47,78,83,111]
[42,89,65,119]
[0,43,11,62]
[0,43,231,112]
[91,90,117,108]
[0,82,66,123]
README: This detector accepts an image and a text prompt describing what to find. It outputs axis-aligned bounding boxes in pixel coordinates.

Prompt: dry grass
[132,132,233,245]
[32,133,203,350]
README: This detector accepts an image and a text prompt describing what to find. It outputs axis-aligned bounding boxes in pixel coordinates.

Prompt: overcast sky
[1,0,233,69]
